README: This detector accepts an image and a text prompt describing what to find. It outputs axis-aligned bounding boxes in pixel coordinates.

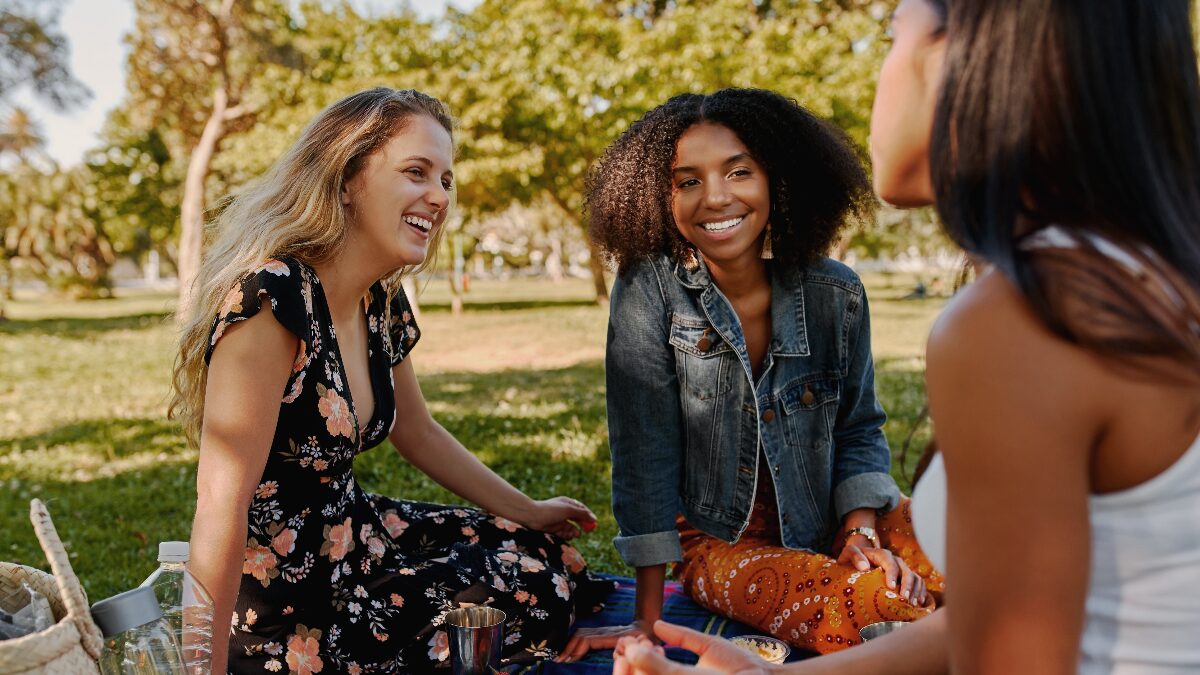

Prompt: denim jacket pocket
[669,314,735,401]
[780,375,840,449]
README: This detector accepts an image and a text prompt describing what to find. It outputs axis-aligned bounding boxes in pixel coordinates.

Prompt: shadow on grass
[1,417,183,459]
[0,312,173,338]
[1,358,932,597]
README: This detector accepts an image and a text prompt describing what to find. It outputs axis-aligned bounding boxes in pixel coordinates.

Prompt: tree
[0,106,43,160]
[124,0,302,320]
[441,0,638,303]
[0,164,115,298]
[0,0,89,109]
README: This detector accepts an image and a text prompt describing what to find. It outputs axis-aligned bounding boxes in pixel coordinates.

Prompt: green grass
[0,275,944,600]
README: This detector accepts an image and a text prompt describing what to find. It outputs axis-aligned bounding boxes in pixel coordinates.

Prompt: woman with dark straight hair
[613,0,1200,673]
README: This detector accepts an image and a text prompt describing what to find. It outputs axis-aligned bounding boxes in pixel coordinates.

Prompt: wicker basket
[0,499,104,674]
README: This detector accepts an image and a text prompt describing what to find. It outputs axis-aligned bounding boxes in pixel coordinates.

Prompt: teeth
[403,215,433,232]
[701,216,744,232]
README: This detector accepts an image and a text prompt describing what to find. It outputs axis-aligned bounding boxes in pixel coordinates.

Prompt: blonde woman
[172,88,613,673]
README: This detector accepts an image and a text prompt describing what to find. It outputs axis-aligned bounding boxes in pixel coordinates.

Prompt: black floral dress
[205,258,614,674]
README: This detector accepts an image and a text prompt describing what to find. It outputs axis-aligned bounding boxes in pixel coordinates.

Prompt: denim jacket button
[696,337,711,351]
[801,385,816,406]
[762,409,776,423]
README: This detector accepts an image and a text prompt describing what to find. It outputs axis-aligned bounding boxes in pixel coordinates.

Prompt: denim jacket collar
[670,253,809,357]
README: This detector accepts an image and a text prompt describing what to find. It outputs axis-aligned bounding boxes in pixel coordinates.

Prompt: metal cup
[859,620,908,642]
[445,606,505,675]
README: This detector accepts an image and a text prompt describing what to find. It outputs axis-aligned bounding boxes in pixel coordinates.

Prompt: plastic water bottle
[91,586,184,674]
[141,541,188,642]
[139,541,214,674]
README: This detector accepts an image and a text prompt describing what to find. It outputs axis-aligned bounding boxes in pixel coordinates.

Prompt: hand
[837,535,928,606]
[558,621,654,663]
[613,621,775,674]
[517,496,597,540]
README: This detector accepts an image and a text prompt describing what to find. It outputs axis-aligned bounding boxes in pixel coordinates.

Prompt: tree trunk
[545,233,564,282]
[176,87,229,323]
[587,239,609,305]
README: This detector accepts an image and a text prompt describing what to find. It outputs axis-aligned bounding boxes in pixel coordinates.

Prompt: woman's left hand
[837,537,928,606]
[519,496,597,540]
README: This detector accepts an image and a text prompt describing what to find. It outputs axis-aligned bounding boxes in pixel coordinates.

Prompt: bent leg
[675,533,935,654]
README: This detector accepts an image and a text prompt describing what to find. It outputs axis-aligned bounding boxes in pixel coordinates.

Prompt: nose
[426,182,450,213]
[702,179,733,209]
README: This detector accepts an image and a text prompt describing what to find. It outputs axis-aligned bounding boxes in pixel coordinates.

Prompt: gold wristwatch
[844,526,880,549]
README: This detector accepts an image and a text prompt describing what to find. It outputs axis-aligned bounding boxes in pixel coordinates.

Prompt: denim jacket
[606,254,900,568]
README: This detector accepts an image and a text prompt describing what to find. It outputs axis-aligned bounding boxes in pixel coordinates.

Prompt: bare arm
[926,272,1098,674]
[189,311,295,668]
[613,612,948,674]
[387,357,594,537]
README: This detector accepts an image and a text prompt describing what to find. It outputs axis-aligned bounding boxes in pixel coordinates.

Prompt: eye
[405,167,426,179]
[676,178,700,189]
[441,179,454,191]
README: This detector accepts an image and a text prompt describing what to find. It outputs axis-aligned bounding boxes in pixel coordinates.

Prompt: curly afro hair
[586,88,874,273]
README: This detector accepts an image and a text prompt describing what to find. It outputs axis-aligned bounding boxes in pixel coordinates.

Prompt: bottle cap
[90,587,163,637]
[157,541,189,563]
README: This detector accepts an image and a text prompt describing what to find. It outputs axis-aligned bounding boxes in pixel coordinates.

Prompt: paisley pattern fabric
[673,463,943,655]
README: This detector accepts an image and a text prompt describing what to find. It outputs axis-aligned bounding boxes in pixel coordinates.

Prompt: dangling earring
[760,223,774,260]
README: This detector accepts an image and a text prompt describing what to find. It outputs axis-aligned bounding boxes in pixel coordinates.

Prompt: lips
[403,214,433,234]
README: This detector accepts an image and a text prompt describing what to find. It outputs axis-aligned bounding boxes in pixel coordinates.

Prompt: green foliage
[0,0,89,110]
[85,113,180,265]
[0,164,115,297]
[0,277,939,597]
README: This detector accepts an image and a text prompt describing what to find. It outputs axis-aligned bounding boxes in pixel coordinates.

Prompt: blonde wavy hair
[170,87,454,447]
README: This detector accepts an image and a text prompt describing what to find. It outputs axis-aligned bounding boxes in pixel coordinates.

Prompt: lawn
[0,273,945,600]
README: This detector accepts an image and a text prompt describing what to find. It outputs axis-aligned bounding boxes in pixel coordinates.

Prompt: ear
[340,180,353,206]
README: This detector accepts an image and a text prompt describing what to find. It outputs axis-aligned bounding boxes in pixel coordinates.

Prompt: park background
[0,0,958,599]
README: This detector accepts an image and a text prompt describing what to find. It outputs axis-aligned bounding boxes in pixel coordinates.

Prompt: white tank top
[912,431,1200,673]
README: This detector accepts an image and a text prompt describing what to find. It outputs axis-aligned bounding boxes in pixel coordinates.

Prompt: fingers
[622,642,677,674]
[865,548,900,590]
[653,620,718,656]
[897,556,915,601]
[554,522,583,540]
[557,633,602,663]
[849,544,870,572]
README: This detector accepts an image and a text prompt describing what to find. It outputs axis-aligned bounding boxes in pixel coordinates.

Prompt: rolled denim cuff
[834,471,901,519]
[613,530,684,567]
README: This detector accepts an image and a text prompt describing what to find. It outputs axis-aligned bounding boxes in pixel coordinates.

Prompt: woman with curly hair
[616,0,1200,673]
[558,88,942,661]
[171,87,614,672]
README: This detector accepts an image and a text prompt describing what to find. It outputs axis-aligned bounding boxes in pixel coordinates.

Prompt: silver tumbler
[445,606,505,675]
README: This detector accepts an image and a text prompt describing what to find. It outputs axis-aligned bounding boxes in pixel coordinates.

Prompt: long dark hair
[928,0,1200,382]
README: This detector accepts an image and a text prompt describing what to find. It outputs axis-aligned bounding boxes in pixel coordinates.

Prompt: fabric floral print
[205,257,614,672]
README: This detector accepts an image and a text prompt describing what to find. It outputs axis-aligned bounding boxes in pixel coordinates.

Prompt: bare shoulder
[925,269,1109,458]
[209,306,297,373]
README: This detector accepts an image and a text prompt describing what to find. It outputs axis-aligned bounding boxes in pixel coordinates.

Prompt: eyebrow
[672,153,754,174]
[402,155,454,179]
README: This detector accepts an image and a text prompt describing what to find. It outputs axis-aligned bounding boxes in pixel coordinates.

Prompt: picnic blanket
[512,574,812,673]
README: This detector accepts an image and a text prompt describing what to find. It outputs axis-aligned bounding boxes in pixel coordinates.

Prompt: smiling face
[869,0,947,207]
[340,114,454,270]
[670,122,771,268]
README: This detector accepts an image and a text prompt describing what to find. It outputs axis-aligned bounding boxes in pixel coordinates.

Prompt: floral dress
[205,258,615,674]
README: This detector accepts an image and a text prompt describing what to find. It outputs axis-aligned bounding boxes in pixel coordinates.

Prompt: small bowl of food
[727,634,791,664]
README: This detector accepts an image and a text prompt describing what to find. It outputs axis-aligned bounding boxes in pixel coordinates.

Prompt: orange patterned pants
[674,497,944,655]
